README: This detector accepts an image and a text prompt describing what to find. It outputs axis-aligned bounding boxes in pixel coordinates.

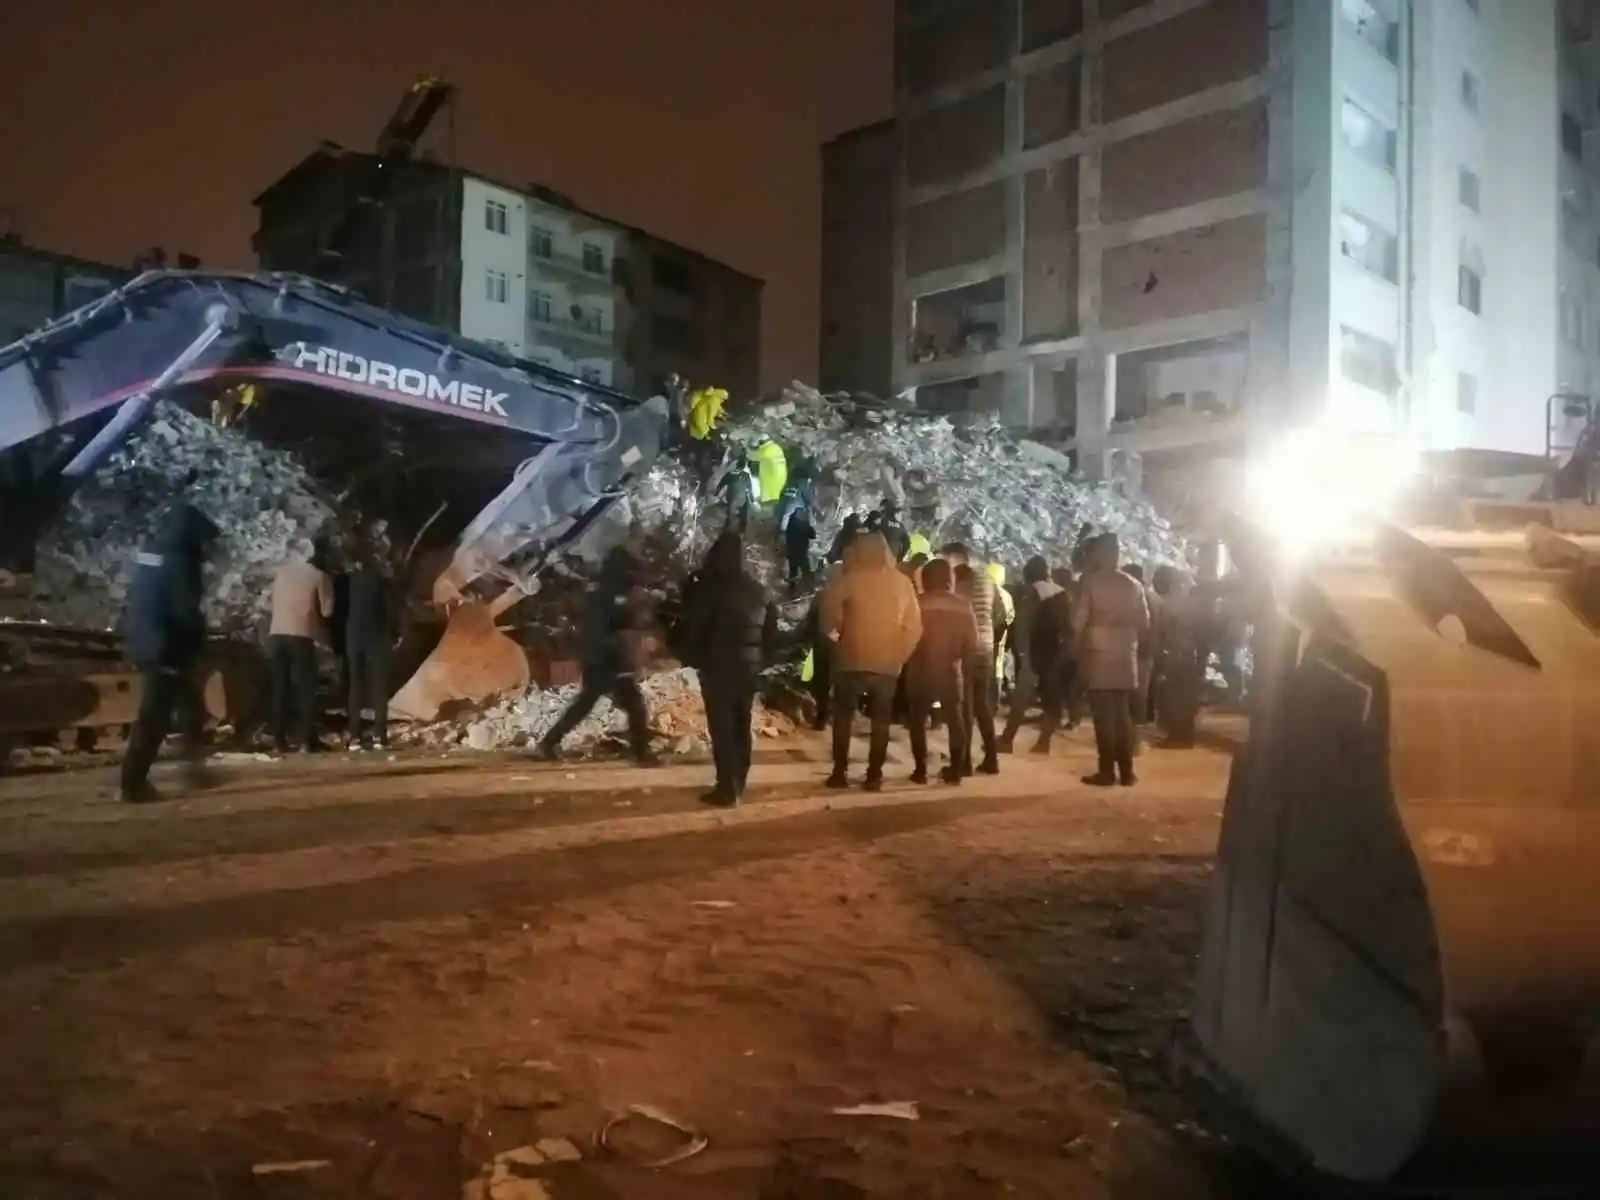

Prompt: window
[1341,97,1397,172]
[1457,371,1477,415]
[1460,70,1480,114]
[484,199,509,235]
[62,275,113,310]
[1458,167,1481,212]
[530,227,554,259]
[578,307,603,335]
[1457,263,1482,315]
[1339,209,1399,282]
[1561,293,1585,347]
[1564,197,1585,245]
[1339,326,1399,395]
[1340,0,1398,62]
[651,255,693,295]
[530,290,553,322]
[652,312,703,354]
[581,243,606,274]
[579,364,603,384]
[485,269,508,304]
[1563,111,1585,161]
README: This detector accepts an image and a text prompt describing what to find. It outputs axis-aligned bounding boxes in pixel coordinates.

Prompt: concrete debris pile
[624,382,1188,572]
[32,402,354,635]
[408,667,793,754]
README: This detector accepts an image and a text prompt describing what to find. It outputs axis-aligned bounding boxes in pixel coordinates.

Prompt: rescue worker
[269,538,335,754]
[943,544,1003,776]
[341,536,395,751]
[904,557,977,785]
[1152,565,1201,746]
[538,546,660,766]
[1073,533,1151,786]
[751,439,788,505]
[686,385,727,440]
[828,513,862,563]
[675,532,777,806]
[783,505,817,587]
[819,531,922,791]
[877,499,911,561]
[714,448,756,534]
[998,555,1061,752]
[775,474,814,537]
[119,502,219,803]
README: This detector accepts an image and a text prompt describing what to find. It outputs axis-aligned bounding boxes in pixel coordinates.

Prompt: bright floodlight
[1244,425,1420,551]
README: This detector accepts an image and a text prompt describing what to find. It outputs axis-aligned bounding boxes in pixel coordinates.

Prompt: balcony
[527,311,615,355]
[527,247,621,294]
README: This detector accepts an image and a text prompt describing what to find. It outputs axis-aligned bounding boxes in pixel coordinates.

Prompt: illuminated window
[485,269,508,304]
[484,200,509,235]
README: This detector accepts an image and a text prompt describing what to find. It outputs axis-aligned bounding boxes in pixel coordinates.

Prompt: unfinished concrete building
[822,122,897,396]
[881,0,1600,512]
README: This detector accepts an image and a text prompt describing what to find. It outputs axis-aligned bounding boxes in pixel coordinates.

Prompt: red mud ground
[0,722,1271,1199]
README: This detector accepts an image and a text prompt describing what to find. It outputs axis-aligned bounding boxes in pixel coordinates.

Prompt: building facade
[822,121,897,396]
[850,0,1599,500]
[254,153,763,399]
[0,237,131,345]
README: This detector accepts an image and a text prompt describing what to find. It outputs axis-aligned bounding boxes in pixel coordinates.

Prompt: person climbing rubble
[340,531,396,751]
[783,505,817,588]
[904,557,977,785]
[119,502,220,804]
[268,538,335,754]
[537,546,661,766]
[819,531,921,791]
[674,531,777,806]
[1073,532,1150,787]
[943,544,1003,777]
[686,385,727,441]
[998,555,1060,753]
[751,438,788,506]
[714,448,756,534]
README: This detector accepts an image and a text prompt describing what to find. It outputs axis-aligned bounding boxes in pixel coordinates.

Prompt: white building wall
[458,177,531,355]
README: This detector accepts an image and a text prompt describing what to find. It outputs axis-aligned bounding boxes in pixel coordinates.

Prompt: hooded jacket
[582,547,650,674]
[1072,567,1151,691]
[819,532,922,676]
[123,503,218,669]
[905,588,978,696]
[677,533,776,677]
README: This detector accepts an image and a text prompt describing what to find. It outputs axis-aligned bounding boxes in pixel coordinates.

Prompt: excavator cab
[1187,496,1600,1185]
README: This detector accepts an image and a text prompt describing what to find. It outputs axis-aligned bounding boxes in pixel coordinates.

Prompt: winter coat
[957,570,1005,656]
[1072,568,1151,691]
[818,533,922,677]
[716,464,754,507]
[343,568,396,651]
[1029,582,1074,671]
[676,537,776,678]
[879,516,911,561]
[581,547,651,676]
[905,589,978,697]
[123,503,217,670]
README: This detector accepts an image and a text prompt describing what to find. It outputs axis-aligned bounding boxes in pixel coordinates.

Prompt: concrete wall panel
[822,125,896,395]
[1023,165,1082,340]
[906,182,1008,277]
[1100,101,1268,223]
[1101,214,1266,329]
[1021,0,1084,53]
[907,87,1007,187]
[1102,0,1268,122]
[901,3,1010,96]
[1023,60,1084,150]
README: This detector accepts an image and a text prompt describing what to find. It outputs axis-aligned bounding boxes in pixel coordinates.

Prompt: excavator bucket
[389,601,529,722]
[1188,502,1600,1185]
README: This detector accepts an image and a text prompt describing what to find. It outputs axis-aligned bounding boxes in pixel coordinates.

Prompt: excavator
[1182,424,1600,1189]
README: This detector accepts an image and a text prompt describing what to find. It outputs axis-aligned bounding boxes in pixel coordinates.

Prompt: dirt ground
[0,719,1264,1199]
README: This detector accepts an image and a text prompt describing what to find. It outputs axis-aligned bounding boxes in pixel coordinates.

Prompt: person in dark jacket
[1028,567,1078,752]
[904,558,977,784]
[119,502,219,803]
[783,506,817,588]
[877,500,911,561]
[677,532,777,805]
[714,451,755,534]
[827,513,862,563]
[538,546,660,765]
[342,540,397,750]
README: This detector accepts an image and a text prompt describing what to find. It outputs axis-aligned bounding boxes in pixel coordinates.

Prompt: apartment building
[0,236,131,345]
[253,152,763,399]
[836,0,1600,503]
[822,121,897,396]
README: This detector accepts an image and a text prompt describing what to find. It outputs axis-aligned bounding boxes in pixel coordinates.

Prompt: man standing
[1152,565,1201,747]
[943,543,1003,776]
[676,532,777,806]
[538,546,660,766]
[819,532,921,791]
[269,539,334,754]
[120,502,219,803]
[904,558,977,785]
[1073,533,1151,787]
[999,555,1063,752]
[342,539,396,751]
[715,450,756,534]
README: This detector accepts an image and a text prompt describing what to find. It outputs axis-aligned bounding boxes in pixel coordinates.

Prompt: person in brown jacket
[904,558,977,785]
[268,540,335,753]
[819,531,922,791]
[1072,532,1151,787]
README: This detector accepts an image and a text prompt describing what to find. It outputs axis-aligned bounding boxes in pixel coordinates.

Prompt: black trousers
[121,666,205,791]
[785,542,812,585]
[543,669,652,760]
[960,655,999,771]
[809,642,832,730]
[701,668,756,793]
[346,642,391,745]
[831,670,896,779]
[1087,689,1137,777]
[269,634,318,750]
[907,683,964,776]
[1157,650,1201,744]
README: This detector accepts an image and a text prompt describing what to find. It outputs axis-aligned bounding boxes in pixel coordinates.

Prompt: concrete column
[1074,0,1109,476]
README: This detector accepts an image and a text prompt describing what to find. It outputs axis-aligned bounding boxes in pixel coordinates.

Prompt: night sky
[0,0,891,389]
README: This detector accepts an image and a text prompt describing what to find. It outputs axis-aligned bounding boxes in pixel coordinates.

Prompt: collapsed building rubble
[31,403,361,637]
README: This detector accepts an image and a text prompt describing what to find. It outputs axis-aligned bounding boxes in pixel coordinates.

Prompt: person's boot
[861,772,884,793]
[996,733,1015,754]
[119,780,165,805]
[824,768,850,789]
[977,755,1000,776]
[1118,757,1138,787]
[535,739,561,762]
[701,783,739,807]
[909,766,928,785]
[1082,758,1118,787]
[938,765,963,785]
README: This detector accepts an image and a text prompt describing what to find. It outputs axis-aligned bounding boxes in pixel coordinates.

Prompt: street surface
[0,723,1257,1199]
